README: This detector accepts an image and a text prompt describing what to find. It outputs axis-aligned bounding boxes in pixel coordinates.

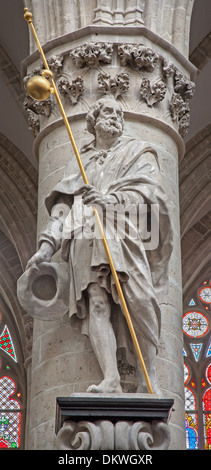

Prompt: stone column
[22,0,196,450]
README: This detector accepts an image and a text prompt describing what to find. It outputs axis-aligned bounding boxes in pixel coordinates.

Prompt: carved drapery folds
[23,42,195,138]
[56,419,171,450]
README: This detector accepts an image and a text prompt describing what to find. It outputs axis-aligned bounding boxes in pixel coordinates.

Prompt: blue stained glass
[186,426,198,449]
[183,348,187,356]
[207,343,211,358]
[185,414,198,449]
[189,299,196,306]
[190,343,202,361]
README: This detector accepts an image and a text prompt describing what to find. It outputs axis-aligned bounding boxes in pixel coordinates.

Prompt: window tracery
[0,322,24,449]
[183,280,211,449]
[0,376,21,448]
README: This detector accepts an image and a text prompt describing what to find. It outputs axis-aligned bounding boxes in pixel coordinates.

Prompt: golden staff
[23,7,153,394]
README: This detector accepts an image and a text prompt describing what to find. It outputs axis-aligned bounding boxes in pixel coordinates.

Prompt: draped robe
[39,137,173,366]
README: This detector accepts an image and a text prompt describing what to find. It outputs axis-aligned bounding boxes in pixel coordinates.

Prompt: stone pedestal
[55,394,174,450]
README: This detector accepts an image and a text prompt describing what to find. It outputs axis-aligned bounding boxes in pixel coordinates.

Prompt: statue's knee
[88,284,110,319]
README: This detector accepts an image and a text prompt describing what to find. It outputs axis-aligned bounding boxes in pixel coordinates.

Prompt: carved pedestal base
[55,394,173,450]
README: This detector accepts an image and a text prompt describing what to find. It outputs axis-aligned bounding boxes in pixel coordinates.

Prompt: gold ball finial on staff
[24,7,33,23]
[26,70,54,101]
[26,75,52,101]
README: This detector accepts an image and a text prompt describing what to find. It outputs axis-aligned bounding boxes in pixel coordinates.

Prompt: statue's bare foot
[87,379,122,394]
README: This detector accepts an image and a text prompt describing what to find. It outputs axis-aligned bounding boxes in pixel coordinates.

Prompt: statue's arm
[25,196,70,271]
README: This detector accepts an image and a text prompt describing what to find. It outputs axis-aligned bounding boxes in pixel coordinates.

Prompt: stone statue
[25,94,173,394]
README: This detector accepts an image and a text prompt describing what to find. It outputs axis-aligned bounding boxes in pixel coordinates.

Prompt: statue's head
[86,95,124,141]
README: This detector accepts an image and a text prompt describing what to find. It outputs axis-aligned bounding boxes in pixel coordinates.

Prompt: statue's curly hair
[86,94,124,135]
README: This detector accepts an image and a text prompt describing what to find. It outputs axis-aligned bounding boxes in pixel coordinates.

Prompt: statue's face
[95,99,124,141]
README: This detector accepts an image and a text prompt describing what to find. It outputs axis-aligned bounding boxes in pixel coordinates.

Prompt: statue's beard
[95,118,123,140]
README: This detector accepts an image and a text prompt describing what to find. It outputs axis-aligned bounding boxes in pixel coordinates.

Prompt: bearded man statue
[26,94,173,394]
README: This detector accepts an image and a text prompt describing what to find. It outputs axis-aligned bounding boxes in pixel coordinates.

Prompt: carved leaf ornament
[58,76,84,104]
[23,43,195,137]
[97,72,129,98]
[140,78,167,107]
[70,43,113,68]
[118,44,159,71]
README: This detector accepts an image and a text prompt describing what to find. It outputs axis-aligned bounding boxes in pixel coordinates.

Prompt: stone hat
[17,262,69,321]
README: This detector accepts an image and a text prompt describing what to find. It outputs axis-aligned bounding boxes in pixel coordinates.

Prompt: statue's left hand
[25,242,55,272]
[81,185,116,209]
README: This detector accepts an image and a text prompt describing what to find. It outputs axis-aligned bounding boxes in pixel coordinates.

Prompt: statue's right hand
[25,242,55,272]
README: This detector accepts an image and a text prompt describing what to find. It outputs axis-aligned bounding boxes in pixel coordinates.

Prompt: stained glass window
[184,387,198,449]
[203,388,211,412]
[206,364,211,384]
[183,311,209,338]
[199,287,211,304]
[203,414,211,449]
[0,376,21,448]
[185,413,198,449]
[207,343,211,357]
[190,343,202,361]
[0,325,17,362]
[183,279,211,449]
[185,387,196,410]
[202,378,206,388]
[184,363,190,384]
[183,348,187,356]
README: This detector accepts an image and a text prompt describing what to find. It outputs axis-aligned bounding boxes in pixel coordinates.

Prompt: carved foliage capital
[98,72,129,98]
[23,41,195,139]
[70,43,113,68]
[118,44,159,71]
[58,76,84,104]
[169,71,195,136]
[140,78,167,107]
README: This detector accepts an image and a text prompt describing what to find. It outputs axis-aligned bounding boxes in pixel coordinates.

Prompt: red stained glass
[183,311,209,338]
[0,439,9,448]
[0,326,17,362]
[203,414,211,449]
[206,364,211,385]
[203,388,211,411]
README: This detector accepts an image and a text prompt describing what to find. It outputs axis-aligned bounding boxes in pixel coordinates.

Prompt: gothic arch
[180,123,211,236]
[0,132,38,270]
[182,237,211,300]
[180,121,210,304]
[190,31,211,71]
[0,133,37,366]
[0,42,25,116]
